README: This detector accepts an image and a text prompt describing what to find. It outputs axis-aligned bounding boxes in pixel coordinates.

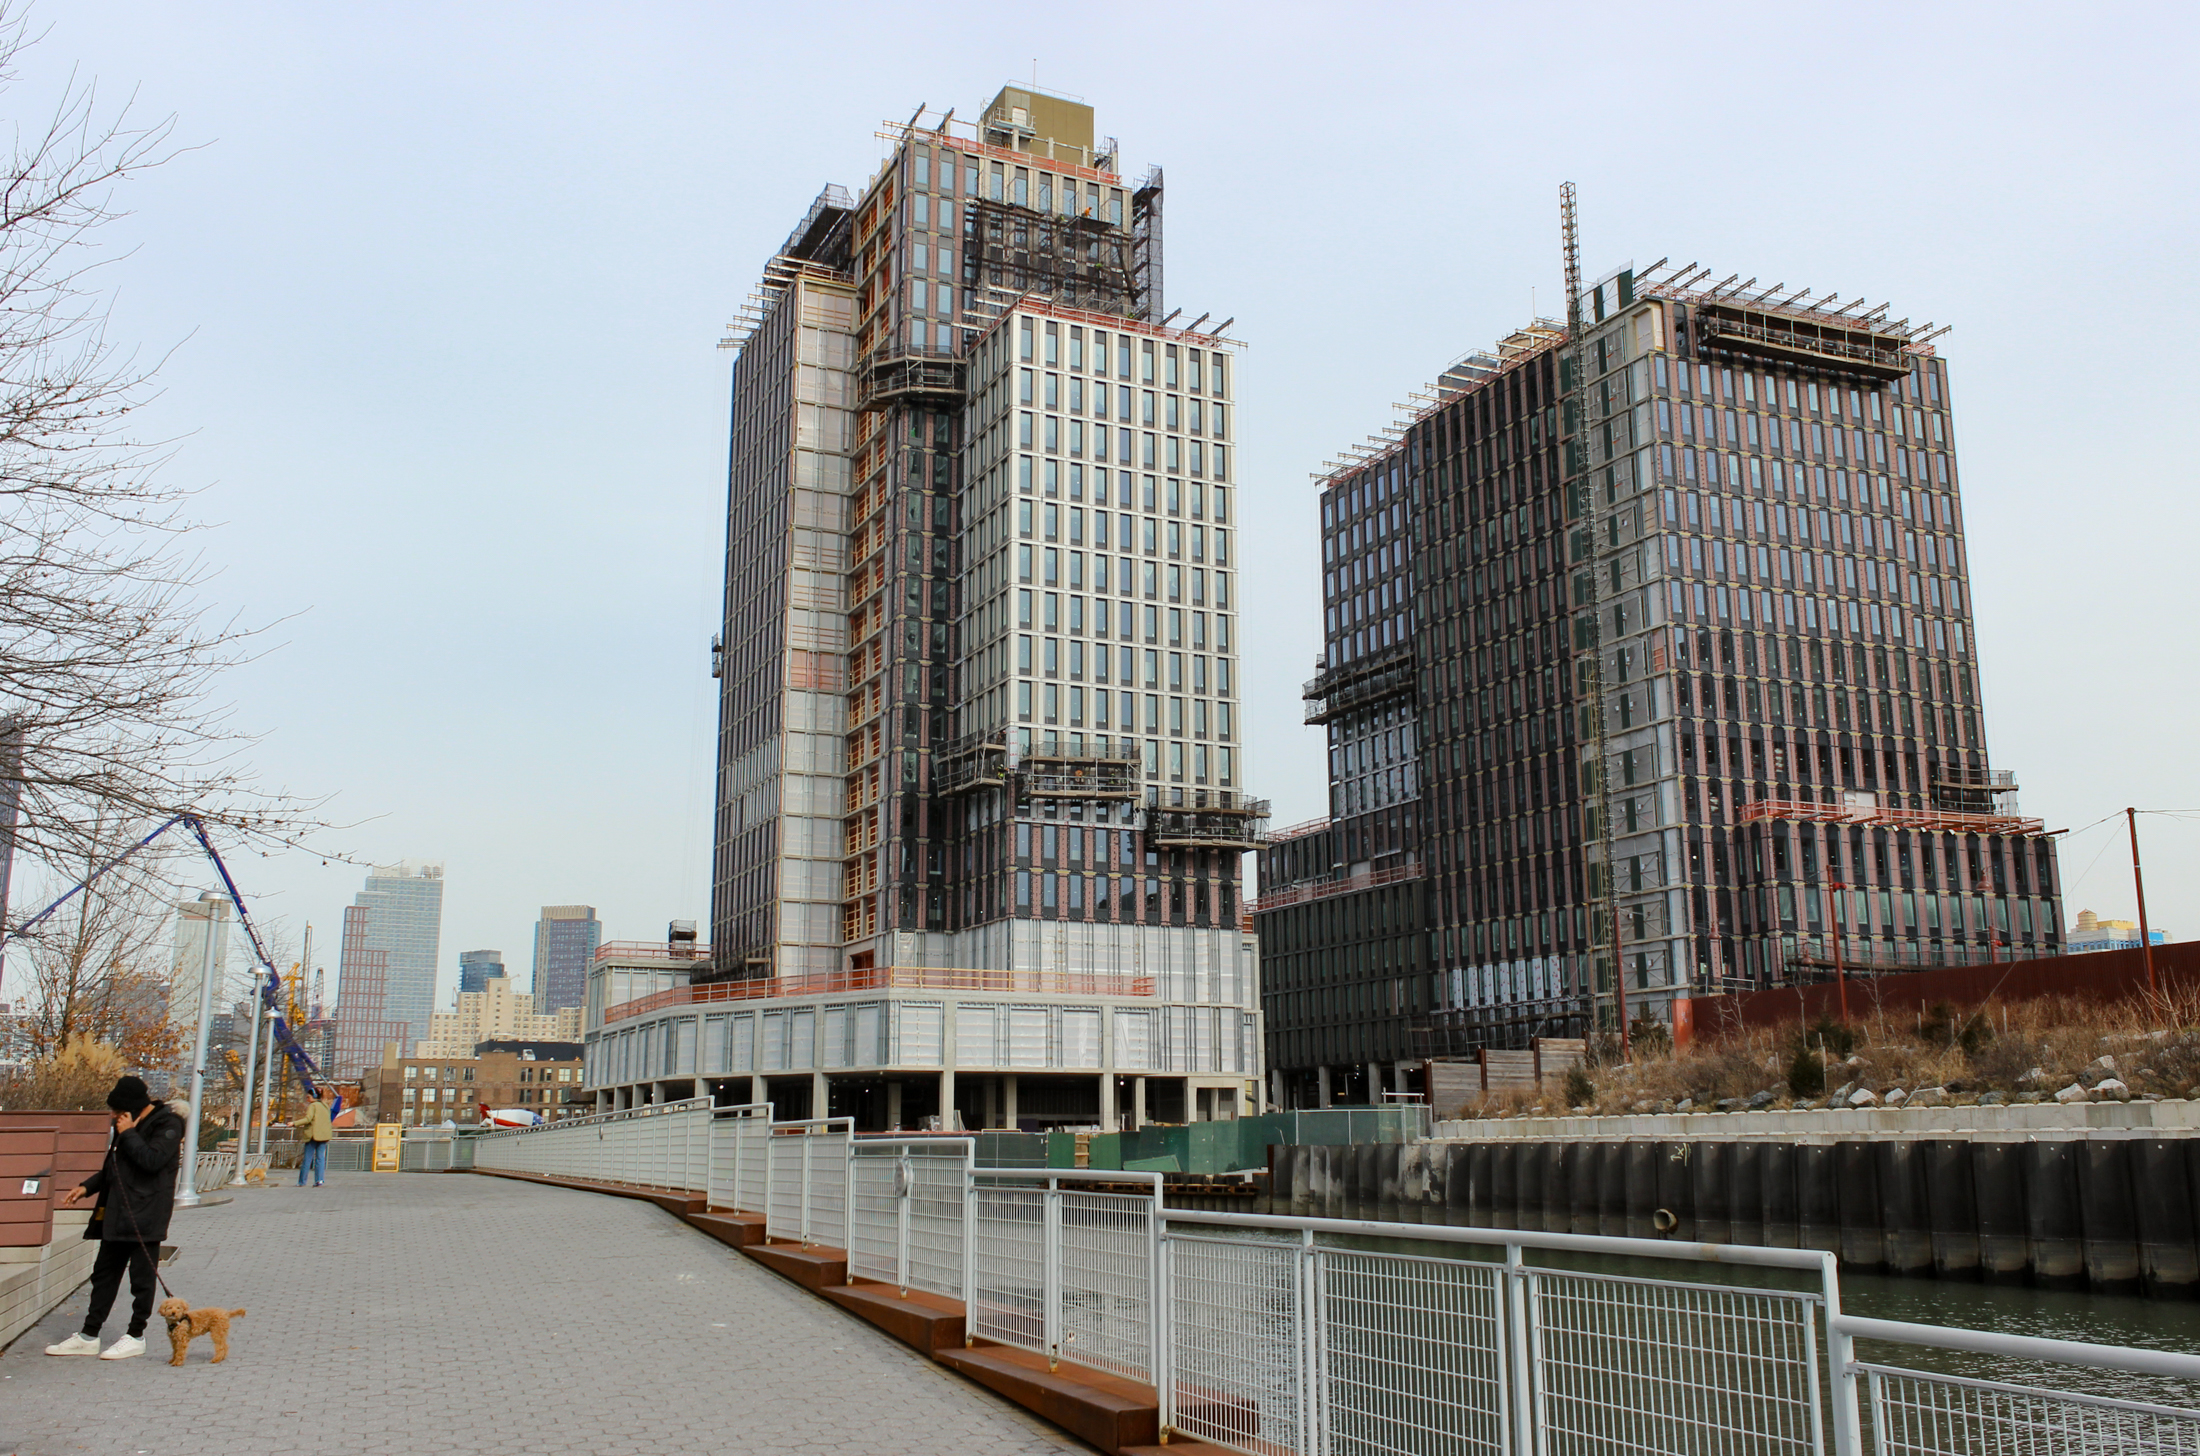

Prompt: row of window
[1004,638,1233,694]
[1010,317,1227,396]
[1653,353,1946,430]
[1015,372,1229,436]
[1669,540,1963,619]
[1005,461,1231,519]
[907,142,1128,228]
[1007,413,1229,477]
[1016,500,1232,555]
[1000,682,1235,741]
[400,1063,580,1083]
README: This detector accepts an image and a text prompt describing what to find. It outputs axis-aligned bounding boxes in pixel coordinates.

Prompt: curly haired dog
[157,1298,246,1365]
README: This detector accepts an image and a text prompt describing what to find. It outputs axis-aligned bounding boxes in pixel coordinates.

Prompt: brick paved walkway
[0,1172,1086,1456]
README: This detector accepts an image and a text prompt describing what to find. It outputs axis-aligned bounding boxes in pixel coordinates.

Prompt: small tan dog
[243,1165,266,1186]
[157,1298,246,1366]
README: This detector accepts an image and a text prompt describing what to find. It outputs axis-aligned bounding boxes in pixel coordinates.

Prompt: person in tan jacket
[296,1089,333,1187]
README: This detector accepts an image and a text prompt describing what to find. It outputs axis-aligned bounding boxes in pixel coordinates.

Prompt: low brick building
[375,1040,585,1127]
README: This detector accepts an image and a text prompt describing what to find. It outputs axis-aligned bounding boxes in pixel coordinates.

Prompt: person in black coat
[45,1075,185,1360]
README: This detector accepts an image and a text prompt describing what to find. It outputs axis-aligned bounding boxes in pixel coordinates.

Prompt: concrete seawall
[1266,1132,2200,1295]
[1434,1097,2200,1142]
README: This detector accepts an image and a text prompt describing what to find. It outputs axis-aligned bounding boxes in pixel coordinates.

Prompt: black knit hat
[105,1076,152,1114]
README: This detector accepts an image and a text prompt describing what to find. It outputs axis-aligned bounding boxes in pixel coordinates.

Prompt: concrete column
[1099,1073,1118,1132]
[749,1074,766,1110]
[886,1080,904,1131]
[1318,1065,1333,1108]
[1003,1074,1019,1131]
[938,1069,957,1131]
[983,1076,998,1131]
[1269,1069,1284,1112]
[1132,1076,1147,1130]
[812,1071,829,1122]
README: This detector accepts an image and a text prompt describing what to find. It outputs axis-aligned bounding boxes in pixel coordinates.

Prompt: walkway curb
[470,1168,1234,1456]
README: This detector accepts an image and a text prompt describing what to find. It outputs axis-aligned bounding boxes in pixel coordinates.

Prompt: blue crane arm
[4,812,326,1093]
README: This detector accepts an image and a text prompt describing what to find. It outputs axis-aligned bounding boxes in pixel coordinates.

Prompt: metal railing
[970,1169,1163,1381]
[1835,1315,2200,1456]
[467,1114,2200,1454]
[707,1103,773,1214]
[764,1118,853,1249]
[847,1138,976,1300]
[602,962,1159,1021]
[192,1151,270,1192]
[472,1097,715,1190]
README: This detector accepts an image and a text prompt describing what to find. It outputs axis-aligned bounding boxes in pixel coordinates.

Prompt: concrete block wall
[0,1211,95,1350]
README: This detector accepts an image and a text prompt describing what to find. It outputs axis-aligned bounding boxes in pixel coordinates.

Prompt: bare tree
[11,811,181,1071]
[0,3,321,880]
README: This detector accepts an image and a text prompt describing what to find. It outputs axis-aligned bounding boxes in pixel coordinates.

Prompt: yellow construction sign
[371,1122,403,1173]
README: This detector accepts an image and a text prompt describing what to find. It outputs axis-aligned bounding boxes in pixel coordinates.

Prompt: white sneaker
[44,1332,100,1356]
[98,1334,146,1360]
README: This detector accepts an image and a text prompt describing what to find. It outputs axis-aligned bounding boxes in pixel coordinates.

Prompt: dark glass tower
[1256,265,2061,1104]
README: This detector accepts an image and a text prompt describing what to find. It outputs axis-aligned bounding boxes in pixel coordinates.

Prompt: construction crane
[1560,182,1630,1056]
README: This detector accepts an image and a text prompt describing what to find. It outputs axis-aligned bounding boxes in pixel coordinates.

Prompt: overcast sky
[5,1,2194,1011]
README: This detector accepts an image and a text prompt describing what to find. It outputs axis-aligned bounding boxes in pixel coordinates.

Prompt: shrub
[1627,1015,1672,1058]
[0,1036,126,1111]
[1562,1064,1596,1107]
[1806,1017,1857,1060]
[1787,1043,1827,1098]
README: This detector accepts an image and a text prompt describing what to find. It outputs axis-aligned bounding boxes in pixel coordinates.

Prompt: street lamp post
[256,1006,280,1156]
[229,983,262,1186]
[175,897,224,1209]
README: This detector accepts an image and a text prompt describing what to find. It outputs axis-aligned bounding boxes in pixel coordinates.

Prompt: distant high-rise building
[330,905,400,1080]
[167,892,233,1041]
[415,970,583,1058]
[532,907,601,1014]
[458,949,505,995]
[329,861,444,1079]
[1255,255,2062,1105]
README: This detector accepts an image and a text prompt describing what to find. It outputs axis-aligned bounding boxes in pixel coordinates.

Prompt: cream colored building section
[782,277,855,982]
[416,973,581,1057]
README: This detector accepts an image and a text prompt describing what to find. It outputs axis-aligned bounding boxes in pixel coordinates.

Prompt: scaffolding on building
[1302,643,1416,725]
[1144,787,1270,851]
[1018,739,1141,801]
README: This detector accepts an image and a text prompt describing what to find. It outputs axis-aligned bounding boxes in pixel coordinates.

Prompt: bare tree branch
[0,3,330,874]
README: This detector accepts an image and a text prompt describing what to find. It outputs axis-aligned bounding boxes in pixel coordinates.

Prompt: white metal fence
[468,1112,2200,1455]
[969,1171,1162,1381]
[847,1138,973,1299]
[473,1098,716,1190]
[191,1151,270,1192]
[1834,1315,2200,1456]
[709,1104,773,1214]
[764,1118,852,1249]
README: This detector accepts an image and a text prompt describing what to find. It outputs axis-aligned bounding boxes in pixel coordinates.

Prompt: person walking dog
[45,1075,185,1360]
[297,1087,333,1187]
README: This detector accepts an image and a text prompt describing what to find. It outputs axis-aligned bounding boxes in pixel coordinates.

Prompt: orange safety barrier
[1249,861,1424,915]
[1734,798,2045,836]
[602,965,1158,1023]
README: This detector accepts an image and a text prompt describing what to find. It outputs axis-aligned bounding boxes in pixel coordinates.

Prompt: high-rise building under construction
[1255,249,2062,1106]
[584,88,1263,1130]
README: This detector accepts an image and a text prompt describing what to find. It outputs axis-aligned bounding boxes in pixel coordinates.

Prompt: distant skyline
[0,1,2191,1016]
